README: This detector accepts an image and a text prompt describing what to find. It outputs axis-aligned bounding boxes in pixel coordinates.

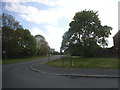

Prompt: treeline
[2,13,49,59]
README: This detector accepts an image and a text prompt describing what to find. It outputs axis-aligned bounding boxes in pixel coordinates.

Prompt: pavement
[30,58,120,78]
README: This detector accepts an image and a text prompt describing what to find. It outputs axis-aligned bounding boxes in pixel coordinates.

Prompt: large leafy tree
[2,13,23,59]
[35,34,49,56]
[2,13,37,59]
[14,28,37,57]
[2,26,14,59]
[61,10,112,57]
[2,26,37,58]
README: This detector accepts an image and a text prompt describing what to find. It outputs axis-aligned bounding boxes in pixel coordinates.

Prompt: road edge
[30,64,120,78]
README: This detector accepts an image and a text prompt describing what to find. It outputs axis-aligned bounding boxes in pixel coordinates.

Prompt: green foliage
[61,10,112,57]
[2,26,37,58]
[35,34,49,56]
[2,13,50,59]
[2,13,22,30]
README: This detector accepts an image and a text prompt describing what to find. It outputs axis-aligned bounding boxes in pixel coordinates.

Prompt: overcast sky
[2,0,119,52]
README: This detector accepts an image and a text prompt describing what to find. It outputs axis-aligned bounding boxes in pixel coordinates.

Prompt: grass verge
[45,56,119,69]
[2,56,47,64]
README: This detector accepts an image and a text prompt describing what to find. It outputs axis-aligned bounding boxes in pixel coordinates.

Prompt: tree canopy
[2,26,37,58]
[35,34,49,56]
[2,13,49,59]
[2,13,22,30]
[61,10,112,57]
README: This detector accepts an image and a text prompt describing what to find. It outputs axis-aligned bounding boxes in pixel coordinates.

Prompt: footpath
[30,63,120,78]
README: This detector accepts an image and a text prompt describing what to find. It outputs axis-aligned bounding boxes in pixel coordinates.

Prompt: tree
[2,26,37,58]
[2,13,23,59]
[2,13,37,59]
[2,13,22,30]
[14,28,37,57]
[2,26,14,59]
[61,10,112,57]
[35,34,49,56]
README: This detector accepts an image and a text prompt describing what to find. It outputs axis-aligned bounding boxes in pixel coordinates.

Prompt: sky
[1,0,119,52]
[118,2,120,30]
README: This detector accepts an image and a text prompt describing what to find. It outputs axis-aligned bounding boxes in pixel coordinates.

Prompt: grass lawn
[0,61,1,65]
[45,56,119,69]
[2,56,47,64]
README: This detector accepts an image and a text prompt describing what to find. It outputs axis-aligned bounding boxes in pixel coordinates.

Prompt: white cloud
[4,0,119,28]
[2,0,57,6]
[30,28,45,36]
[45,26,65,51]
[36,0,57,6]
[4,2,64,25]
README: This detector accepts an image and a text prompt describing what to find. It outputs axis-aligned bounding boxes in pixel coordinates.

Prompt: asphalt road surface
[2,55,118,88]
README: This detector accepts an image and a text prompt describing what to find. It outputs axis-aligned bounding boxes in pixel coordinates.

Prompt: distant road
[2,55,118,88]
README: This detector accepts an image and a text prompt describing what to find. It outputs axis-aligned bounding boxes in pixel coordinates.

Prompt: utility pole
[48,47,50,61]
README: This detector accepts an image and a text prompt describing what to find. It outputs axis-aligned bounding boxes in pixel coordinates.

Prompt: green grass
[45,56,119,69]
[0,61,2,65]
[2,56,47,64]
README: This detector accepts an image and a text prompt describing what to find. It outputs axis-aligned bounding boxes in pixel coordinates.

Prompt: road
[2,55,118,88]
